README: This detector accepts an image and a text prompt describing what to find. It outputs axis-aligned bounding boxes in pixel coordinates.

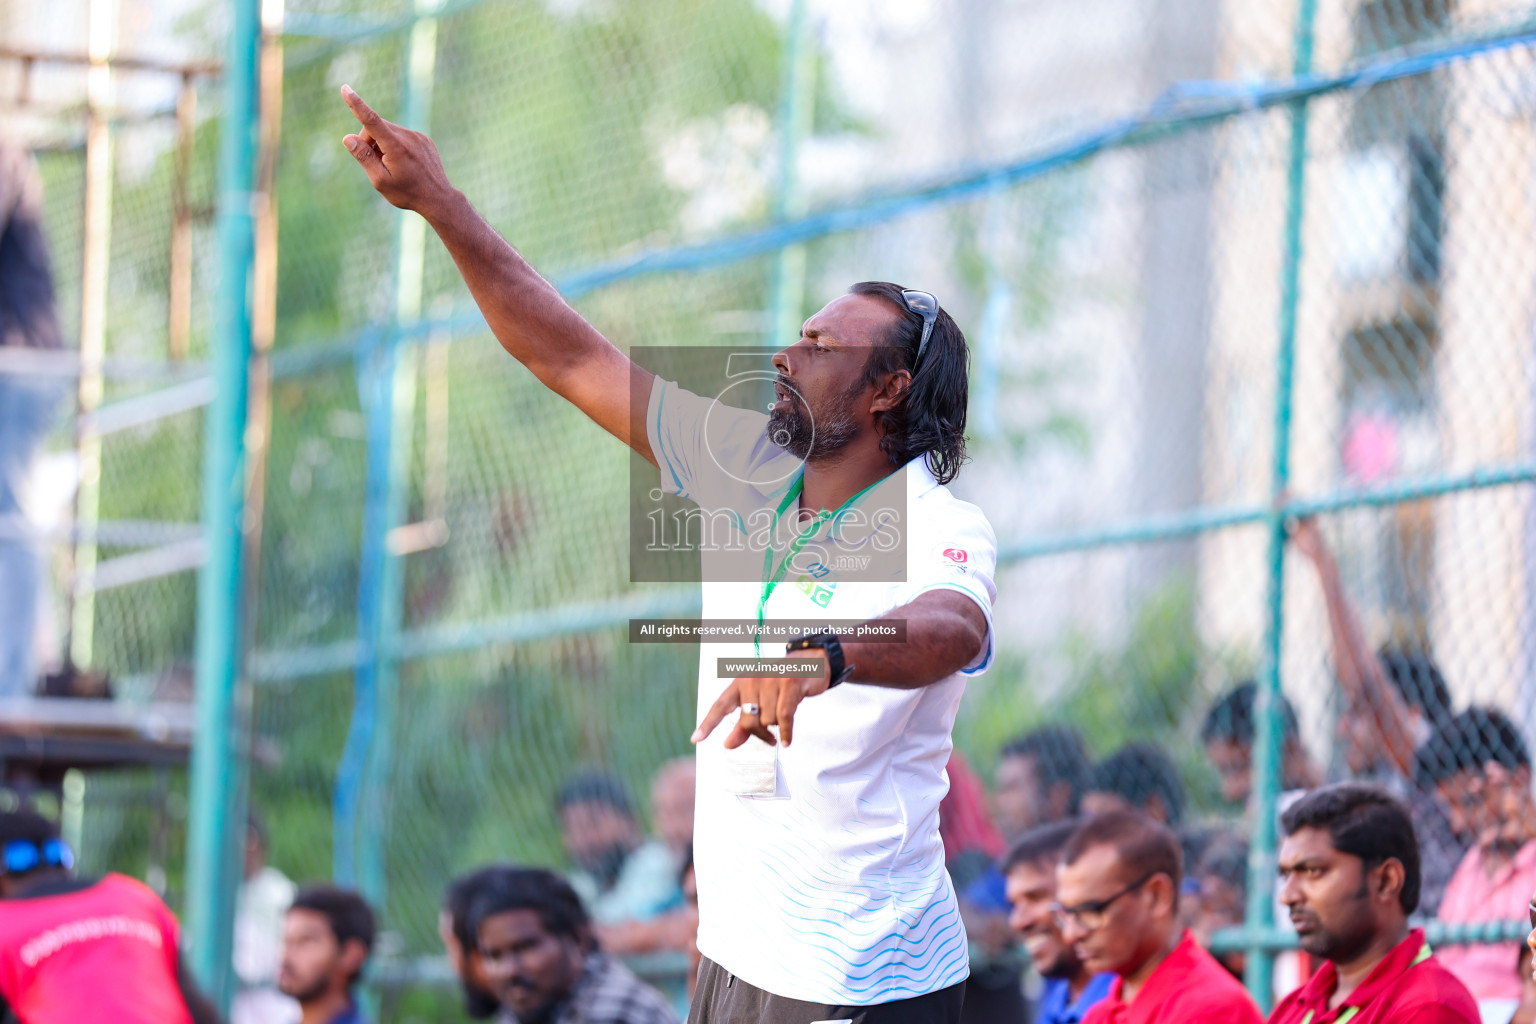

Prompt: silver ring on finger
[740,702,761,717]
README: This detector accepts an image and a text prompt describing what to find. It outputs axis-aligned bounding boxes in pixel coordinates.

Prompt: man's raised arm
[339,85,656,466]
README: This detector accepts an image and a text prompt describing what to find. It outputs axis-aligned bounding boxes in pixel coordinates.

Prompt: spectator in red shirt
[1055,811,1261,1024]
[0,810,220,1024]
[1268,782,1478,1024]
[1416,707,1536,1004]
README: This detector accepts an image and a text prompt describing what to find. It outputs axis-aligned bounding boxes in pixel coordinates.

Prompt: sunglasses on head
[2,838,74,876]
[900,289,939,370]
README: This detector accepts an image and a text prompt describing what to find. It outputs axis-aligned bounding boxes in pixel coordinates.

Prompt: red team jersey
[1266,929,1479,1024]
[0,873,193,1024]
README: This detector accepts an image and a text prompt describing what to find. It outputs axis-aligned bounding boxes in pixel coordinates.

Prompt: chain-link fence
[6,0,1536,1020]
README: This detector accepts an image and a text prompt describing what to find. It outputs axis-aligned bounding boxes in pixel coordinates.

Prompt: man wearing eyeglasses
[340,87,995,1024]
[0,810,221,1024]
[1055,811,1261,1024]
[1267,783,1477,1024]
[1002,820,1114,1024]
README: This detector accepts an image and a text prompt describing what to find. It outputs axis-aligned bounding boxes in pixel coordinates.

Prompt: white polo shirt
[647,376,997,1005]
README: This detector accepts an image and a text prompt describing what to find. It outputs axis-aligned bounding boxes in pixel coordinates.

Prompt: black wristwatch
[786,631,857,688]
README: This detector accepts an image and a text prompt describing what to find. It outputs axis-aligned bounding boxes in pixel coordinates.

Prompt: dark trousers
[688,956,965,1024]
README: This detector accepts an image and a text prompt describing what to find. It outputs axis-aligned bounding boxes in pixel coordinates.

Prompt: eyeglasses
[1051,872,1157,932]
[900,289,939,369]
[2,838,73,876]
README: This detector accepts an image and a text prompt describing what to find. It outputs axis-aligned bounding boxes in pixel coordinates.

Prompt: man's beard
[281,973,332,1005]
[768,374,863,461]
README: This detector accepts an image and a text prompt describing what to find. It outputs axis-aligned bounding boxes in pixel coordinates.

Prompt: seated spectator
[557,772,682,928]
[279,885,376,1024]
[0,810,219,1024]
[471,866,678,1024]
[1488,942,1536,1024]
[1202,682,1322,809]
[1267,782,1477,1024]
[1082,743,1186,826]
[235,813,298,1024]
[1416,707,1536,1005]
[1002,820,1114,1024]
[1056,811,1261,1023]
[995,726,1091,840]
[1190,832,1249,980]
[940,752,1021,1024]
[1290,517,1466,914]
[441,865,520,1020]
[649,758,695,867]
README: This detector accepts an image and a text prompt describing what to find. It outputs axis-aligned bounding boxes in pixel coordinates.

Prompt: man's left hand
[691,653,830,749]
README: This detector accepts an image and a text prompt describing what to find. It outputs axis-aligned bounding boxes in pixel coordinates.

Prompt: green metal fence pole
[334,0,442,903]
[1245,0,1317,1011]
[766,0,812,347]
[185,0,261,1007]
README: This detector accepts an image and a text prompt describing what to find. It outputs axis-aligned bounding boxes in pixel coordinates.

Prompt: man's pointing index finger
[341,84,395,139]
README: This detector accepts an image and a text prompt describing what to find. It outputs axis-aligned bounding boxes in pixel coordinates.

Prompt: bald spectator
[1082,743,1185,827]
[0,143,64,698]
[649,758,695,866]
[1268,783,1477,1024]
[1056,811,1261,1024]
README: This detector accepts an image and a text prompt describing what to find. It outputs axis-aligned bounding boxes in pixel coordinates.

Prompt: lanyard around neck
[1297,943,1432,1024]
[753,473,885,656]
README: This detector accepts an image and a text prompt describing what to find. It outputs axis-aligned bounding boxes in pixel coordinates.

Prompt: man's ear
[868,369,911,414]
[1148,873,1179,918]
[339,938,369,983]
[1373,858,1406,905]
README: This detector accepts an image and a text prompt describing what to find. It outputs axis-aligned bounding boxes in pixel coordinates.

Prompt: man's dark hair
[443,866,519,1019]
[999,725,1091,815]
[1280,783,1421,914]
[1377,651,1453,726]
[847,282,969,484]
[0,810,59,848]
[467,867,593,950]
[1415,705,1531,788]
[289,886,376,987]
[1201,681,1300,747]
[0,810,66,881]
[1195,832,1249,898]
[444,864,521,952]
[1000,819,1081,875]
[1062,810,1183,891]
[555,772,634,817]
[1087,743,1186,826]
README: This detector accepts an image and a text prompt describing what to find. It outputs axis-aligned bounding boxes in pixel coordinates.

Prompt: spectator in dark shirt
[0,144,64,699]
[442,865,521,1020]
[279,886,376,1024]
[471,867,677,1024]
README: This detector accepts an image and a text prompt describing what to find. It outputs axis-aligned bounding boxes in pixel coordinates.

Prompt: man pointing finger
[339,86,998,1024]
